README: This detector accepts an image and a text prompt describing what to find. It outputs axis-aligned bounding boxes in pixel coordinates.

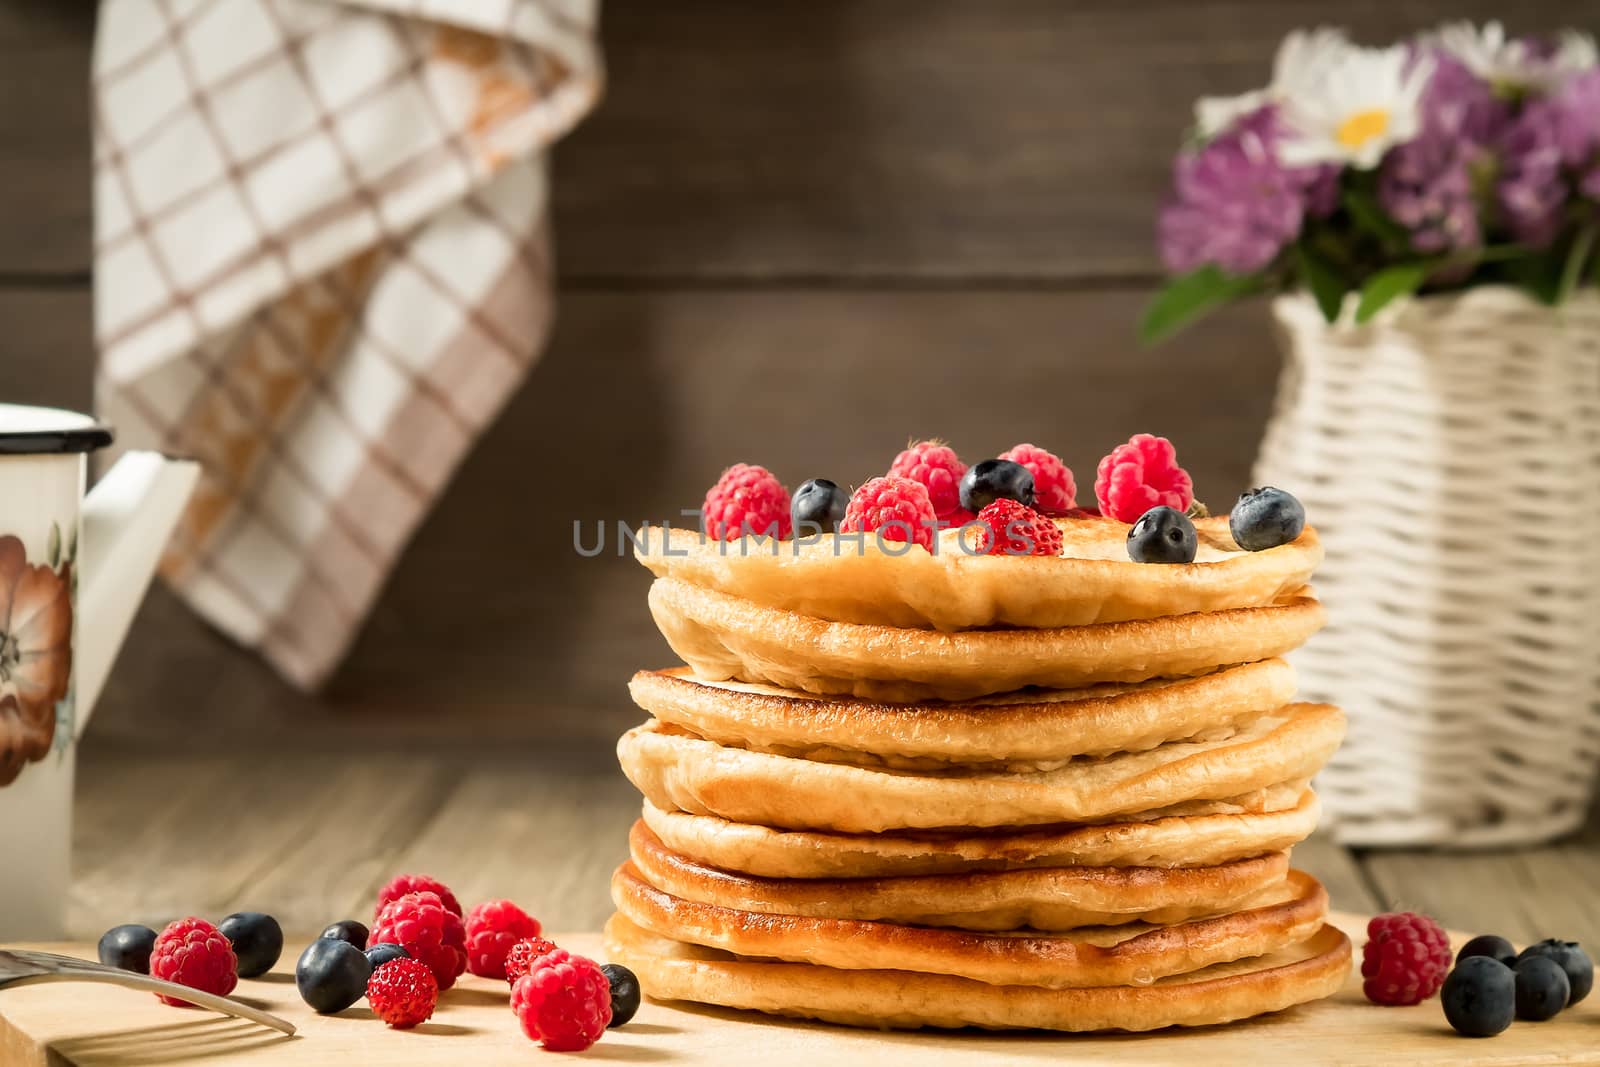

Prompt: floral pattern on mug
[0,532,73,786]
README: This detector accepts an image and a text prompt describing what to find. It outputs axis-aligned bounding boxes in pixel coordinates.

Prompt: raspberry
[374,873,462,920]
[971,499,1063,557]
[370,891,468,991]
[366,957,438,1029]
[504,936,560,986]
[511,949,613,1052]
[464,899,543,980]
[999,443,1077,514]
[1362,911,1453,1005]
[1094,433,1194,522]
[840,476,938,552]
[702,463,792,540]
[148,918,237,1007]
[887,440,967,521]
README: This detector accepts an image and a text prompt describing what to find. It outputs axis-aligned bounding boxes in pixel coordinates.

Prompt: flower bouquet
[1142,23,1600,341]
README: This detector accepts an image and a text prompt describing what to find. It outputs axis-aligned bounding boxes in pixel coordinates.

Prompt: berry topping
[959,458,1035,512]
[702,463,792,540]
[840,477,938,552]
[97,924,157,974]
[365,942,410,970]
[1443,955,1516,1037]
[464,898,543,980]
[888,440,967,521]
[1127,506,1197,564]
[319,919,368,951]
[791,478,849,535]
[1362,911,1453,1006]
[511,949,613,1052]
[1457,934,1517,968]
[972,500,1062,557]
[374,874,462,920]
[504,936,561,986]
[219,911,283,979]
[1094,433,1194,522]
[149,918,238,1007]
[1517,939,1592,1005]
[367,956,438,1029]
[601,962,642,1028]
[369,890,468,991]
[1513,955,1569,1021]
[999,444,1076,514]
[295,937,371,1015]
[1229,486,1306,551]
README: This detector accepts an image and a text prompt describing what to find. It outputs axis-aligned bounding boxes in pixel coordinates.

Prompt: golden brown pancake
[617,704,1344,833]
[649,576,1326,702]
[635,517,1322,630]
[603,912,1352,1032]
[629,658,1298,769]
[628,821,1291,931]
[612,864,1329,989]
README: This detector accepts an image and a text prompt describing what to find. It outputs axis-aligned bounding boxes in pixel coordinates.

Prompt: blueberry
[601,962,641,1028]
[1442,956,1515,1037]
[365,942,410,970]
[97,924,157,974]
[295,938,372,1014]
[219,911,283,978]
[1126,506,1197,564]
[1229,487,1306,551]
[959,459,1034,512]
[1516,939,1592,1006]
[791,478,848,535]
[319,919,369,951]
[1514,955,1570,1021]
[1456,934,1517,968]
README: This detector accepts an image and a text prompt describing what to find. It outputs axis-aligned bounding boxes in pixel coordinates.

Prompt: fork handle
[5,971,297,1036]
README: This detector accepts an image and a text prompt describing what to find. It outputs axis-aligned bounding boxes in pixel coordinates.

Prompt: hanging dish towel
[91,0,601,688]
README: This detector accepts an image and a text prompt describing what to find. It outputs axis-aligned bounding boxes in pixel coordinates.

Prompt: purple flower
[1551,69,1600,180]
[1378,130,1483,254]
[1496,101,1568,247]
[1419,52,1510,145]
[1159,107,1330,274]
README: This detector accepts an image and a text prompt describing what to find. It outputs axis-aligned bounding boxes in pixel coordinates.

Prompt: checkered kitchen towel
[92,0,601,688]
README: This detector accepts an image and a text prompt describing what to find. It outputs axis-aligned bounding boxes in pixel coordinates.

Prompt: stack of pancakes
[605,515,1354,1032]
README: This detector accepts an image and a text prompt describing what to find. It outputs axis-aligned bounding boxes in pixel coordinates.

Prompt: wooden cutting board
[1,915,1595,1066]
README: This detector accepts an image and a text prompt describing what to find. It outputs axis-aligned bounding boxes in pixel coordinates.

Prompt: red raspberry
[702,463,792,540]
[374,873,462,920]
[971,499,1063,557]
[840,476,938,552]
[464,899,543,980]
[999,443,1077,514]
[1362,911,1453,1005]
[370,891,468,991]
[504,936,561,986]
[148,918,237,1007]
[366,957,438,1029]
[887,440,967,521]
[1093,433,1194,522]
[511,949,613,1052]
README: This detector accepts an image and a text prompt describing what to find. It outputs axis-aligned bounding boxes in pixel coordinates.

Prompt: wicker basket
[1254,286,1600,847]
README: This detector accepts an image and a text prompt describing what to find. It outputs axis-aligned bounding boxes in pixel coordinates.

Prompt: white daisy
[1432,21,1598,92]
[1194,27,1352,140]
[1276,44,1433,169]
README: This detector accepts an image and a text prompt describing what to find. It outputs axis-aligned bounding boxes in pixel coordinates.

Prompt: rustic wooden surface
[7,918,1600,1066]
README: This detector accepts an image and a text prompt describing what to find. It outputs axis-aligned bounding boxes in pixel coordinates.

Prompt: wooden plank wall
[1,0,1594,759]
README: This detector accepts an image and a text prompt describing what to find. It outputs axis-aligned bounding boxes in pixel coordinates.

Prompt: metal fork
[0,949,296,1035]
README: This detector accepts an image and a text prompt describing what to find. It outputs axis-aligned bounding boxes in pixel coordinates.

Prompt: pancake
[617,704,1344,832]
[634,517,1322,631]
[649,577,1326,702]
[611,864,1329,989]
[639,791,1322,877]
[629,659,1298,770]
[603,912,1352,1032]
[627,821,1291,931]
